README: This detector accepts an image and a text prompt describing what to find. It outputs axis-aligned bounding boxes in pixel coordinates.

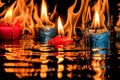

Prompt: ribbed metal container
[90,31,110,54]
[39,27,56,43]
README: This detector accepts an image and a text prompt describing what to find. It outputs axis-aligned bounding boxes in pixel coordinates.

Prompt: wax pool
[0,22,21,40]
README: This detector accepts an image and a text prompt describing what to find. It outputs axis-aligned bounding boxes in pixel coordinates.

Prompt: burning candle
[48,16,73,48]
[38,0,56,43]
[0,23,21,40]
[89,11,110,54]
[0,3,21,40]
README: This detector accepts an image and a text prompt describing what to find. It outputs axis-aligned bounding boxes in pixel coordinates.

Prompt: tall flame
[41,0,49,24]
[94,11,100,27]
[4,2,16,23]
[0,0,109,39]
[63,0,86,38]
[90,0,109,31]
[58,16,64,36]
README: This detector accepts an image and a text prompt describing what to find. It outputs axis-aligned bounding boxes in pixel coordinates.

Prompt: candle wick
[43,20,47,26]
[95,28,97,33]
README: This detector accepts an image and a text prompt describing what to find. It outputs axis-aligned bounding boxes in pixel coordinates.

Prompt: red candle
[0,22,21,40]
[48,16,73,48]
[0,4,21,40]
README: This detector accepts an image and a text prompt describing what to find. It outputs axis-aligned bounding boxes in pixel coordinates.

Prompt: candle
[37,0,56,43]
[0,3,21,40]
[89,11,110,54]
[48,16,73,48]
[39,26,56,43]
[0,22,21,40]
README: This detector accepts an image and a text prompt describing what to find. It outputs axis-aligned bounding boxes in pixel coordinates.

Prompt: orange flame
[94,11,100,27]
[4,2,16,23]
[89,0,109,33]
[63,0,86,38]
[0,0,5,8]
[116,13,120,27]
[58,16,64,36]
[0,0,109,39]
[41,0,48,23]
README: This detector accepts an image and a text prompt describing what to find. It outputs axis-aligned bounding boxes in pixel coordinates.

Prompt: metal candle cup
[39,27,56,43]
[90,31,110,54]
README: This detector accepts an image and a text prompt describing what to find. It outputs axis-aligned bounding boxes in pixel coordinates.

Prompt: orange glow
[58,16,64,36]
[94,11,100,27]
[116,13,120,27]
[0,0,5,7]
[41,0,49,24]
[91,57,106,80]
[4,3,15,23]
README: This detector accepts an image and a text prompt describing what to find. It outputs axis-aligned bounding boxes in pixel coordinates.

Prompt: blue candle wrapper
[90,31,110,54]
[39,27,56,43]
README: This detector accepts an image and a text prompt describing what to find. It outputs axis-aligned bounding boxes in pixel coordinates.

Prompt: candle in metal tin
[89,10,110,54]
[39,25,56,44]
[90,30,110,54]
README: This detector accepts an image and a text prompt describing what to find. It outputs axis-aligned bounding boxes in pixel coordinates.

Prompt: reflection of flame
[91,55,106,80]
[58,16,64,35]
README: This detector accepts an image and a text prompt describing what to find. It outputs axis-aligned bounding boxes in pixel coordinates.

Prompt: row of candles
[0,0,74,48]
[0,0,119,52]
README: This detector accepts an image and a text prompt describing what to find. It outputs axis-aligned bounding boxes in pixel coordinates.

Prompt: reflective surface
[0,39,119,80]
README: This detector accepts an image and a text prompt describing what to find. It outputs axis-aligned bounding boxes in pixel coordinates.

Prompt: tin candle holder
[90,31,110,54]
[39,27,56,43]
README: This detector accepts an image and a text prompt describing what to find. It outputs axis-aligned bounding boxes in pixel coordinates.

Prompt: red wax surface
[48,35,73,48]
[0,22,21,40]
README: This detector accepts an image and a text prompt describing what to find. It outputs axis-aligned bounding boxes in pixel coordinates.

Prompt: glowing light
[94,11,100,27]
[41,0,49,23]
[58,16,64,36]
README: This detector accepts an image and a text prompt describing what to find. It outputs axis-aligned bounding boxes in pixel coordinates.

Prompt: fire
[91,54,106,80]
[58,16,64,36]
[89,0,109,33]
[0,0,109,39]
[94,11,100,27]
[4,2,16,23]
[116,13,120,27]
[0,0,91,39]
[0,0,5,8]
[41,0,49,23]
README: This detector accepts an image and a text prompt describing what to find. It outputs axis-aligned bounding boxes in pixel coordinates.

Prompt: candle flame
[4,3,15,23]
[58,16,64,36]
[94,11,100,27]
[41,0,49,24]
